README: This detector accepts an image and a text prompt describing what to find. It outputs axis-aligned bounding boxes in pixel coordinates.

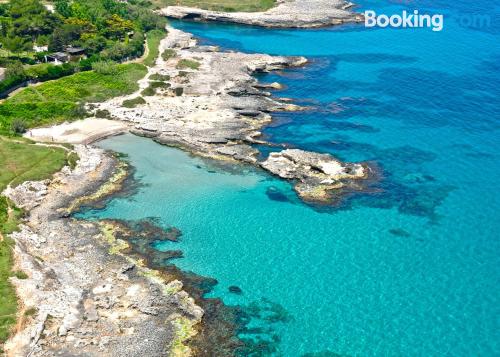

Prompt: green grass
[176,59,200,70]
[0,136,71,345]
[0,63,147,135]
[153,0,276,12]
[143,30,168,67]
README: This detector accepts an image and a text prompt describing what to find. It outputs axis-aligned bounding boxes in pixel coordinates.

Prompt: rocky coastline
[93,26,374,204]
[4,14,376,356]
[2,146,203,356]
[159,0,363,28]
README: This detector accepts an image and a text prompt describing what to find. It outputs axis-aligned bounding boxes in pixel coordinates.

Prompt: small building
[45,47,86,64]
[65,47,86,61]
[45,52,69,65]
[33,45,49,53]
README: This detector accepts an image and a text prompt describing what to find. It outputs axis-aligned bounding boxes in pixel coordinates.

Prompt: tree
[5,61,26,79]
[55,0,72,18]
[6,0,57,41]
[105,14,134,40]
[2,36,32,53]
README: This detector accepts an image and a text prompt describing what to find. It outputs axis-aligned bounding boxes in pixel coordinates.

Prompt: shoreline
[159,0,363,28]
[3,146,203,356]
[91,26,375,204]
[5,15,374,355]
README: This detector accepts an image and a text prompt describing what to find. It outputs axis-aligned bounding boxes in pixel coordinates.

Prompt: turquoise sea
[79,0,500,355]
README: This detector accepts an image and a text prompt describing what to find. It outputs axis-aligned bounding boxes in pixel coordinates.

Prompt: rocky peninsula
[160,0,363,28]
[3,146,203,356]
[91,27,372,204]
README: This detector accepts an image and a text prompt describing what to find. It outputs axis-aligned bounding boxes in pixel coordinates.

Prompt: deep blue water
[80,1,499,355]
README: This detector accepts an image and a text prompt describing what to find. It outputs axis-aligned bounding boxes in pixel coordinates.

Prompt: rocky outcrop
[91,27,372,205]
[159,0,363,28]
[261,149,369,202]
[3,146,202,357]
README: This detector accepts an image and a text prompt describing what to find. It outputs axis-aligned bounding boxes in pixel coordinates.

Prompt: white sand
[24,118,129,144]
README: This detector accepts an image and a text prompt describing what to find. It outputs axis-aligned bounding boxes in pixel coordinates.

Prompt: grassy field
[0,136,69,346]
[0,63,147,135]
[154,0,276,12]
[143,30,168,67]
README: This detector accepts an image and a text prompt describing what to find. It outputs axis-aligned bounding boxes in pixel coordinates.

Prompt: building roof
[65,47,85,54]
[47,52,69,61]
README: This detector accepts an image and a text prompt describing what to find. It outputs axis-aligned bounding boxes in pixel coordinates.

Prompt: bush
[149,81,170,89]
[13,271,28,279]
[10,118,27,134]
[5,62,27,79]
[122,96,146,108]
[141,86,156,96]
[25,63,76,81]
[176,59,200,70]
[149,73,170,81]
[161,49,176,61]
[92,60,119,75]
[94,109,111,118]
[174,87,184,96]
[67,152,79,170]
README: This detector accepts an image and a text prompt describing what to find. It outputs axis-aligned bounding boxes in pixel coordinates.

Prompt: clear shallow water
[80,1,499,355]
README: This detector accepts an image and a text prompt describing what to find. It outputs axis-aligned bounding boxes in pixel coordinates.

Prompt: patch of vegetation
[149,73,170,81]
[0,0,166,60]
[176,59,200,70]
[0,0,166,94]
[152,0,276,12]
[24,307,37,317]
[122,96,146,108]
[0,136,69,346]
[141,86,156,96]
[91,60,119,75]
[149,81,170,90]
[12,271,28,280]
[67,152,79,170]
[0,63,147,134]
[141,80,170,96]
[161,49,176,61]
[143,29,168,67]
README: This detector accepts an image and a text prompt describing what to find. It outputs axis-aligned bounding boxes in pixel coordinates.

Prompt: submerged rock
[388,228,411,237]
[228,286,243,295]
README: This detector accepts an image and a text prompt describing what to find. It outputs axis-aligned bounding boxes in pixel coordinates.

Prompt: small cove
[78,0,500,355]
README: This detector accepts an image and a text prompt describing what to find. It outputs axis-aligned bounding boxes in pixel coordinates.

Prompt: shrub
[67,152,79,170]
[24,307,38,317]
[122,96,146,108]
[13,271,28,279]
[176,59,200,70]
[92,60,118,75]
[161,49,176,61]
[94,109,111,118]
[10,118,27,134]
[141,86,156,96]
[174,87,184,96]
[149,73,170,81]
[149,81,170,89]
